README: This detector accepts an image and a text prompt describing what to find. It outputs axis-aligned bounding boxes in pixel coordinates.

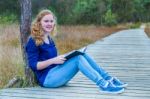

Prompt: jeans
[43,53,110,88]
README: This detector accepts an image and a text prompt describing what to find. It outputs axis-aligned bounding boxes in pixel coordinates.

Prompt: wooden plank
[1,87,150,98]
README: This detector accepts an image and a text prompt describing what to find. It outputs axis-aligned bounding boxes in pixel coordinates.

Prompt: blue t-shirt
[26,36,57,86]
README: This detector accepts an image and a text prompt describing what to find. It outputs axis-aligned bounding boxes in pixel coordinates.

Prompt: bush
[70,0,105,25]
[0,14,17,24]
[128,22,141,29]
[103,9,117,26]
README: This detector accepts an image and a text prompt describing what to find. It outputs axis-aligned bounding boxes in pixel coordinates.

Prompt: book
[64,47,87,60]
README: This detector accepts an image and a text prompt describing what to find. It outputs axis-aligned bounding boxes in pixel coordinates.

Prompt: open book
[65,47,87,60]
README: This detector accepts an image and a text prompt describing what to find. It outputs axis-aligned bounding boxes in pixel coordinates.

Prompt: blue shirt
[26,36,57,86]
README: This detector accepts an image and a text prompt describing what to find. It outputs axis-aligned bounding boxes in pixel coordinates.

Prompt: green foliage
[0,0,19,14]
[71,0,96,24]
[111,0,135,22]
[0,0,19,23]
[0,14,17,24]
[73,0,95,13]
[0,0,150,25]
[47,0,76,24]
[103,9,117,26]
[70,0,106,24]
[128,22,141,29]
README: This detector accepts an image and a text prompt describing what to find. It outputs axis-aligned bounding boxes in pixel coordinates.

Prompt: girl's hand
[52,55,66,64]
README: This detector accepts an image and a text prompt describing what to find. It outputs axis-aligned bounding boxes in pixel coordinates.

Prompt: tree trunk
[20,0,35,86]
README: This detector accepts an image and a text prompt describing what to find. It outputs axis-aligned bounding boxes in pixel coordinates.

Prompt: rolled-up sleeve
[26,38,39,71]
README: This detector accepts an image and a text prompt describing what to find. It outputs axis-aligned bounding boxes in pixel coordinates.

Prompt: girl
[26,9,127,94]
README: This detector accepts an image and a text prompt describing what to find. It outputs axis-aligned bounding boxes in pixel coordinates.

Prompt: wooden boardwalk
[1,29,150,99]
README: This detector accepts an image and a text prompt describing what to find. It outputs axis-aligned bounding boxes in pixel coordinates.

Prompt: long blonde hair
[31,9,57,46]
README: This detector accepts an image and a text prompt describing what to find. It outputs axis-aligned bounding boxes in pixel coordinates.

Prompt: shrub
[128,22,141,29]
[103,9,117,26]
[0,14,17,24]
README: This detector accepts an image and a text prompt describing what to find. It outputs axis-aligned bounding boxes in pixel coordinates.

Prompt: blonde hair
[31,9,57,46]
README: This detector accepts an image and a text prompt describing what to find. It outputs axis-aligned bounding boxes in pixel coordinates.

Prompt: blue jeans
[43,53,110,88]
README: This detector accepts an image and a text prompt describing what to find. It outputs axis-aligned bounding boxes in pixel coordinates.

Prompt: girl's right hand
[52,55,66,64]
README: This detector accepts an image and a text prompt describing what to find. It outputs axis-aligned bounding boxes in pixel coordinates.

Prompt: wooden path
[1,29,150,99]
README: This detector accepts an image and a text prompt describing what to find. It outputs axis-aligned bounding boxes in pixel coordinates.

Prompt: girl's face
[40,14,55,33]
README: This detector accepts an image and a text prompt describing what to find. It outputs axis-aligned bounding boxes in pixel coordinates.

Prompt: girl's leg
[74,55,124,93]
[83,53,127,88]
[83,53,111,79]
[43,55,106,88]
[43,55,124,94]
[43,56,79,88]
[77,55,125,93]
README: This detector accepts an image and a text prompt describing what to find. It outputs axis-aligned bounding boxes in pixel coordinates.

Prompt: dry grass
[0,24,126,88]
[56,25,125,54]
[145,23,150,38]
[0,24,24,88]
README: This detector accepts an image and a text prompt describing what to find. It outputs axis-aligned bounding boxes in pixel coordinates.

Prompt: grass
[56,25,126,54]
[0,24,126,88]
[0,24,24,88]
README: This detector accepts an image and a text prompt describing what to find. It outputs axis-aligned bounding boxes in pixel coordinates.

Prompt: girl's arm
[37,55,66,70]
[26,37,66,71]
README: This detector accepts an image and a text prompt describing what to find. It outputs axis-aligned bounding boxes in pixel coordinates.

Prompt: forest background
[0,0,150,25]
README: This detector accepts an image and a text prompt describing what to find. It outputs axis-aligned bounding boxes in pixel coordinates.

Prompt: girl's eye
[50,20,54,23]
[44,20,49,22]
[44,20,54,23]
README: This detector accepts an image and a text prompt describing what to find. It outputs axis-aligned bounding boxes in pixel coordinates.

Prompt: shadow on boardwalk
[1,29,150,99]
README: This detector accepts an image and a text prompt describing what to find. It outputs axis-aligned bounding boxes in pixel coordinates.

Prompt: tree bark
[20,0,35,86]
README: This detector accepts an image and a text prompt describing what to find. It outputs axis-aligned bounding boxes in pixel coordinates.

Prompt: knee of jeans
[70,55,83,63]
[74,55,84,64]
[83,53,89,57]
[77,55,84,60]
